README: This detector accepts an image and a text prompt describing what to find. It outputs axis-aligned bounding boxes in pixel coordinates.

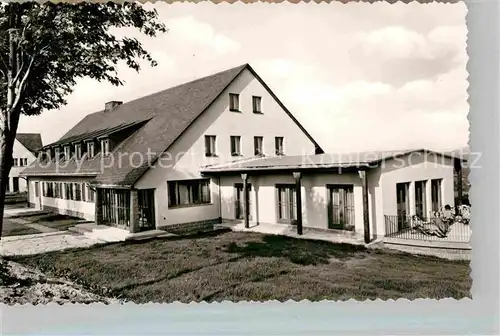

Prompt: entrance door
[138,189,156,231]
[396,182,410,230]
[235,183,252,220]
[12,177,19,192]
[276,185,297,225]
[328,185,355,230]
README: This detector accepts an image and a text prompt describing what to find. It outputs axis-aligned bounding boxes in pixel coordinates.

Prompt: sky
[17,2,469,153]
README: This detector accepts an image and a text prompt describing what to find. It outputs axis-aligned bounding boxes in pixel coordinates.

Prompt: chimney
[105,101,123,112]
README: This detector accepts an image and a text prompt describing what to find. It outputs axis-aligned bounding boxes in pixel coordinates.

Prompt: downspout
[218,175,222,223]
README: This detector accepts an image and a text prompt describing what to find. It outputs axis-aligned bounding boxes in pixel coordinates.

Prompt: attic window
[101,139,110,155]
[54,147,61,161]
[87,142,95,158]
[64,145,71,160]
[229,93,240,112]
[75,144,82,160]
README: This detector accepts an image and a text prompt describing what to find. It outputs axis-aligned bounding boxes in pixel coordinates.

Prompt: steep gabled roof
[16,133,43,154]
[21,63,324,186]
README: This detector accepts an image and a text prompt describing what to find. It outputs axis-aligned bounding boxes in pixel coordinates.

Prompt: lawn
[2,219,40,237]
[11,229,471,302]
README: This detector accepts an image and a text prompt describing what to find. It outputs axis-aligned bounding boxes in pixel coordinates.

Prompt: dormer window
[75,144,82,160]
[87,141,95,158]
[101,139,110,155]
[64,145,71,160]
[54,147,61,161]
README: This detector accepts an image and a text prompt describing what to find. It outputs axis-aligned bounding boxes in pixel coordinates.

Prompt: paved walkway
[1,231,104,257]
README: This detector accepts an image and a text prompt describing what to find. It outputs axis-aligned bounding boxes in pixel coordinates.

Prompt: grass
[1,219,40,237]
[11,230,471,302]
[23,214,82,231]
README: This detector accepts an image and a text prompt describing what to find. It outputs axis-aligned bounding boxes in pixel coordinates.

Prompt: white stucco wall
[135,68,318,228]
[27,176,96,221]
[8,139,38,193]
[219,172,367,236]
[379,152,455,220]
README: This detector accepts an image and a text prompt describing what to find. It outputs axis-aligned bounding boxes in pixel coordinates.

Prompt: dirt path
[0,259,119,305]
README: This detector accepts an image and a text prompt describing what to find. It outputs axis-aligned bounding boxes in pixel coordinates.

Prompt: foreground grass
[11,230,471,302]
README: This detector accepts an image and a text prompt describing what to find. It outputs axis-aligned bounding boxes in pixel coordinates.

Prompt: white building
[21,64,464,242]
[8,133,42,193]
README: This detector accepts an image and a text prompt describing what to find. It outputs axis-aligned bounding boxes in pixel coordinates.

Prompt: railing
[384,215,471,243]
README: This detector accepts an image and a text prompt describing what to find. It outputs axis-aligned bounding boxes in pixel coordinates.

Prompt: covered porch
[202,156,375,244]
[94,187,157,233]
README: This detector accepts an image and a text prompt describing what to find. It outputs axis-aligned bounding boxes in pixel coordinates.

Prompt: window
[42,182,46,196]
[252,96,262,113]
[87,184,95,202]
[101,139,110,155]
[45,182,54,198]
[75,144,82,160]
[13,158,18,166]
[327,185,355,230]
[34,182,39,197]
[431,179,442,212]
[18,158,24,167]
[230,136,241,156]
[275,137,284,155]
[168,179,211,207]
[205,135,217,157]
[254,136,264,156]
[229,93,240,112]
[74,183,82,201]
[64,145,71,160]
[54,147,61,160]
[87,142,95,158]
[65,183,74,200]
[81,183,86,202]
[54,182,60,198]
[414,180,427,218]
[23,158,27,166]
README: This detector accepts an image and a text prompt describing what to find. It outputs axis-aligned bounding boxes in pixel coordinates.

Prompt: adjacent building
[21,64,464,241]
[8,133,42,193]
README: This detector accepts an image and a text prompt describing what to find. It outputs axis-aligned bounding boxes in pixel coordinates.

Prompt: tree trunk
[0,6,22,239]
[0,130,17,240]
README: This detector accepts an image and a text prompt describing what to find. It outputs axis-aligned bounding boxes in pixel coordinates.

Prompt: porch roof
[200,149,465,174]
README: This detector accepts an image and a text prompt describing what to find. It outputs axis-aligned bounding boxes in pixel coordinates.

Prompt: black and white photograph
[0,1,471,305]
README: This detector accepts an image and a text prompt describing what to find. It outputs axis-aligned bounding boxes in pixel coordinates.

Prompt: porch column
[293,172,303,235]
[358,169,370,244]
[129,189,139,233]
[409,181,416,216]
[454,158,463,214]
[94,187,102,224]
[425,180,433,217]
[241,173,249,228]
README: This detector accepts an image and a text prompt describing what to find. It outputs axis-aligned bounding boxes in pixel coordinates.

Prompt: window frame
[254,136,264,156]
[204,135,217,157]
[326,184,355,230]
[230,136,242,157]
[229,93,240,112]
[167,179,212,208]
[275,136,285,156]
[252,96,262,114]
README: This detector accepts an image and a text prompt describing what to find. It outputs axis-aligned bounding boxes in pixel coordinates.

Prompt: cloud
[167,16,241,54]
[357,25,465,61]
